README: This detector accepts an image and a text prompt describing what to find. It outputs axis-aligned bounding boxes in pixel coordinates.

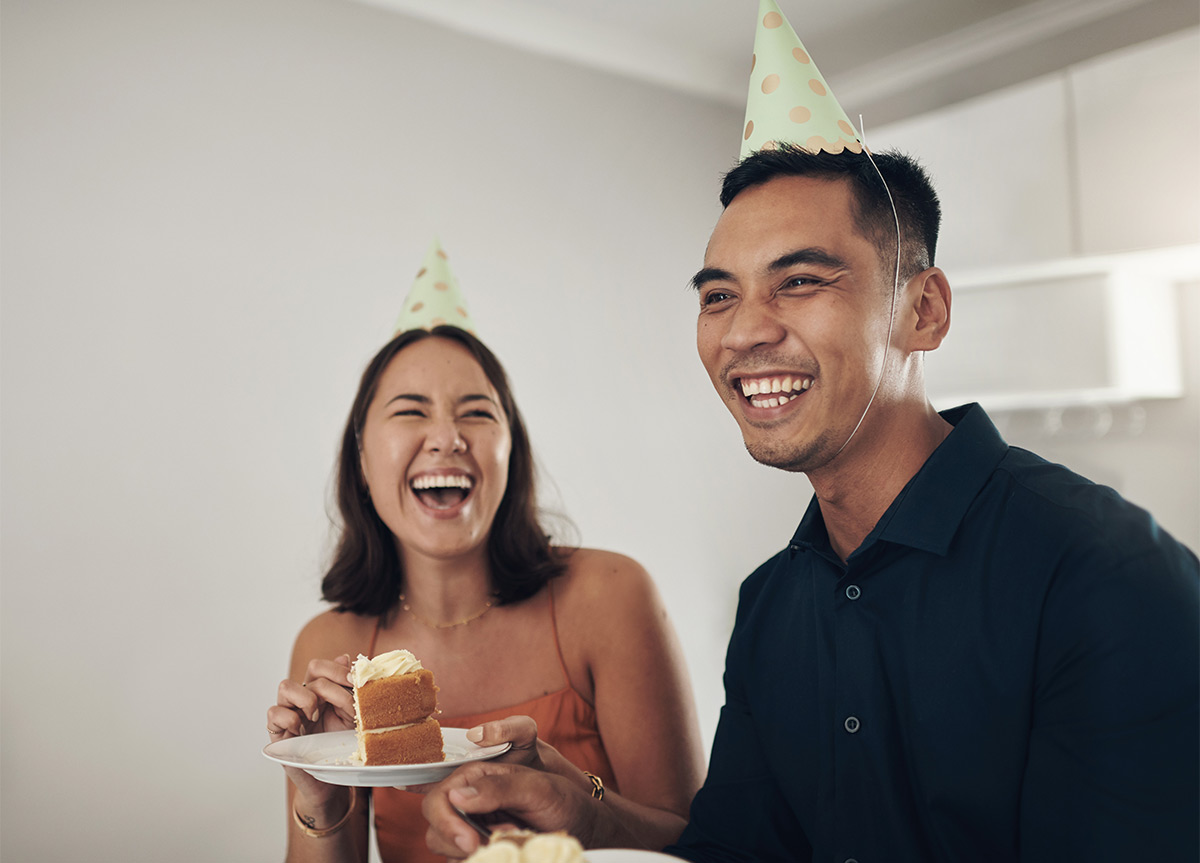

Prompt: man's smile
[736,374,813,408]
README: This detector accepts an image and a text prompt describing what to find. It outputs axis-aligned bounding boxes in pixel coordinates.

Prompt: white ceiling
[351,0,1198,124]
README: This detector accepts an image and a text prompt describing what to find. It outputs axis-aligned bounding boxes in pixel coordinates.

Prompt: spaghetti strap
[548,580,571,689]
[367,616,382,656]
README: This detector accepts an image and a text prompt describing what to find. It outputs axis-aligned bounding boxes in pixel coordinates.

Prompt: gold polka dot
[762,74,781,94]
[809,79,827,96]
[838,120,855,136]
[416,267,427,278]
[436,249,448,259]
[762,140,778,151]
[434,281,450,291]
[431,316,447,326]
[792,47,810,64]
[789,106,812,124]
[456,306,467,318]
[763,11,783,28]
[750,53,756,74]
[845,139,864,154]
[744,120,755,141]
[805,135,831,153]
[411,302,425,312]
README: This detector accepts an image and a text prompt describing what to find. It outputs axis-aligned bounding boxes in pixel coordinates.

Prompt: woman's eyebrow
[384,393,429,407]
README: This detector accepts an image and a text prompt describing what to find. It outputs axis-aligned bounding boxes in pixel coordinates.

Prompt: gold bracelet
[293,787,357,838]
[583,772,604,801]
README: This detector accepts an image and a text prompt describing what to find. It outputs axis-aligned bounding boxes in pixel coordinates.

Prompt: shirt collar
[790,404,1009,559]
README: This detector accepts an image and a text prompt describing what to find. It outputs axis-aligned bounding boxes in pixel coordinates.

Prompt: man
[422,2,1199,857]
[423,146,1199,861]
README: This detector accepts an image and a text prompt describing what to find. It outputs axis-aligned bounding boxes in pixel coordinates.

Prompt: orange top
[368,585,617,863]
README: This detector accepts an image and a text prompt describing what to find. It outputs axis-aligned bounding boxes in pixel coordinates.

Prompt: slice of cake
[350,649,444,765]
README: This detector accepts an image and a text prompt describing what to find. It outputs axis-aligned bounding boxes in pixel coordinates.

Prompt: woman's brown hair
[321,326,566,617]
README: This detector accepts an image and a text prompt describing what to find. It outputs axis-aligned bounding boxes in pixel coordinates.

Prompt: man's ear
[905,267,951,352]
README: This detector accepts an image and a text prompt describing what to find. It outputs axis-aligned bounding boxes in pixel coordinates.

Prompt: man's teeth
[740,375,812,408]
[411,475,473,490]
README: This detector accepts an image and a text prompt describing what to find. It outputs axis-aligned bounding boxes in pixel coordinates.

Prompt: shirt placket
[831,553,874,863]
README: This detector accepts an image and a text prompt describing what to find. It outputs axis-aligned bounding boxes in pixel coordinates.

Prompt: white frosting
[465,833,583,863]
[350,649,423,688]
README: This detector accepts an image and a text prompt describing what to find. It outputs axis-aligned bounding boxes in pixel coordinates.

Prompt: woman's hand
[465,715,546,772]
[267,654,356,802]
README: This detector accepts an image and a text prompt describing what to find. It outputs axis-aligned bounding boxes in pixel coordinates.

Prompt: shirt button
[845,584,861,600]
[844,716,860,734]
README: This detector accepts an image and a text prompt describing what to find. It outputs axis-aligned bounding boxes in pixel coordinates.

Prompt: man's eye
[702,290,732,306]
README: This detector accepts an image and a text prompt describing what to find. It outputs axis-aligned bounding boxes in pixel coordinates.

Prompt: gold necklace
[398,593,494,629]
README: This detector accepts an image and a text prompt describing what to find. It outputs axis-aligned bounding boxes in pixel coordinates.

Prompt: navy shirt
[668,404,1199,862]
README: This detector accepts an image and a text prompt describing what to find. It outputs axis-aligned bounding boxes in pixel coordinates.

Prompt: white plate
[587,852,688,862]
[262,727,510,787]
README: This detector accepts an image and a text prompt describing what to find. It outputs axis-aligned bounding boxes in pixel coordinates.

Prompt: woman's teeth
[411,475,472,491]
[740,375,812,408]
[410,474,473,509]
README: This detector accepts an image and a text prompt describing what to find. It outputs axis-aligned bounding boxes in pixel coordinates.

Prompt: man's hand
[421,762,602,857]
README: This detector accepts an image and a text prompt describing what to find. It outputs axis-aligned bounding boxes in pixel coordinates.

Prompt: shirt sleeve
[1017,542,1200,861]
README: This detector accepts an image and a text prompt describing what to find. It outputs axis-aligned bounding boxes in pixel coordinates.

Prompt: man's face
[694,174,896,474]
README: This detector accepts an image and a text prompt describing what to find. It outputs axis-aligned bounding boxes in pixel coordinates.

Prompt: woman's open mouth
[410,474,474,510]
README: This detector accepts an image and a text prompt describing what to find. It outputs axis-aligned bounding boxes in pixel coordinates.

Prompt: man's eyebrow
[768,248,848,272]
[689,266,734,292]
[690,249,849,292]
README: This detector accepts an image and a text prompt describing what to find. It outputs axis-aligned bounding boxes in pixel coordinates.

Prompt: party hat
[740,0,863,159]
[392,239,477,335]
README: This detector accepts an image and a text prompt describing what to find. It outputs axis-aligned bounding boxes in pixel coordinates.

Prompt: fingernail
[455,832,474,853]
[465,726,483,743]
[450,786,479,802]
[312,710,321,723]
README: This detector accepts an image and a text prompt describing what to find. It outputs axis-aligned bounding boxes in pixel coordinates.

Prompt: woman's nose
[426,419,466,454]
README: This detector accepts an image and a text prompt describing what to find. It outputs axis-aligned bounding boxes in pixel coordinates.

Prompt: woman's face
[359,337,512,566]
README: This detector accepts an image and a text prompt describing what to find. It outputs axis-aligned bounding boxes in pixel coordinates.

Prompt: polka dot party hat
[741,0,864,159]
[392,238,477,336]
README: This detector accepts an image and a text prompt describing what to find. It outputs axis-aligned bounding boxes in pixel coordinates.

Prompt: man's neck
[809,404,953,562]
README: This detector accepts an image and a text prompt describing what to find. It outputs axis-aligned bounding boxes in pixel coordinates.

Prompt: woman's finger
[465,715,539,750]
[276,678,321,723]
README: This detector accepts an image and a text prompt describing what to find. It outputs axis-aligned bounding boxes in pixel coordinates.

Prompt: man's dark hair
[720,145,942,283]
[322,325,567,618]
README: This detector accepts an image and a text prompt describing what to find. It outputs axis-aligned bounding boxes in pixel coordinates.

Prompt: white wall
[872,28,1200,549]
[1,2,770,860]
[3,3,1196,862]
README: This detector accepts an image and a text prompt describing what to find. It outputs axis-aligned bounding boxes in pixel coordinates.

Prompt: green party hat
[741,0,863,159]
[392,239,477,335]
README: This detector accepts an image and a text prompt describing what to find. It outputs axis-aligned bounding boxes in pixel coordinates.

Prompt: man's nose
[721,298,787,352]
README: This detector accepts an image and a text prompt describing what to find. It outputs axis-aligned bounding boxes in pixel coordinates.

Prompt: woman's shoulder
[553,547,662,618]
[290,608,376,668]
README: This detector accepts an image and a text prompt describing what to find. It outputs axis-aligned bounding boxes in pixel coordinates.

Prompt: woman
[267,325,704,862]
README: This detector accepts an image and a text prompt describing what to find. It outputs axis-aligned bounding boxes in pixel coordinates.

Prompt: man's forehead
[704,175,857,260]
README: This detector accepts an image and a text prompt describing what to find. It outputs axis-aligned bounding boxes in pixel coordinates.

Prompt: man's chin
[743,439,819,474]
